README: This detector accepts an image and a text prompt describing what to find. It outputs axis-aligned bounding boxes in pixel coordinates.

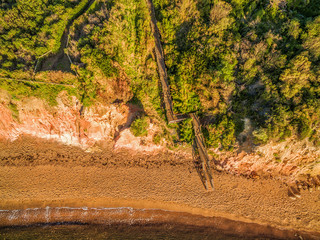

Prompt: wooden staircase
[146,0,214,190]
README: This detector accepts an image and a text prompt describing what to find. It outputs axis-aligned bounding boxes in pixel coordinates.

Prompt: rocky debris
[288,174,320,199]
[288,188,298,200]
[209,136,320,187]
[314,176,320,190]
[288,186,301,200]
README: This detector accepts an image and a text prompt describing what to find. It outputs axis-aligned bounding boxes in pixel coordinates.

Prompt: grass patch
[0,78,78,106]
[9,102,19,121]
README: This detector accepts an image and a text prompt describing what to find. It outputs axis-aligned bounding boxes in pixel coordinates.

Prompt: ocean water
[0,223,272,240]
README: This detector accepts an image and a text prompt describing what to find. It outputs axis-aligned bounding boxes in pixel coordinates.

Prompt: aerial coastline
[0,137,320,239]
[1,0,320,238]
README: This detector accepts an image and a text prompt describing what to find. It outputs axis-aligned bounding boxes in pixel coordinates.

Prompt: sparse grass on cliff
[0,78,77,106]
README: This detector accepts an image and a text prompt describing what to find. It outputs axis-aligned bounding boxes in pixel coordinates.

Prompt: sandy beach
[0,137,320,239]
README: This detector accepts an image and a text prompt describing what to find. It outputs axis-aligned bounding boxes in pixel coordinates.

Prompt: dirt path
[0,137,320,239]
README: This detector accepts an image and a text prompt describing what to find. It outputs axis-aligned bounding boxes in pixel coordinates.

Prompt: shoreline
[0,197,291,226]
[0,204,319,240]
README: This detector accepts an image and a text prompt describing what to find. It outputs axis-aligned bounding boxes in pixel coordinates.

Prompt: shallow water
[0,223,272,240]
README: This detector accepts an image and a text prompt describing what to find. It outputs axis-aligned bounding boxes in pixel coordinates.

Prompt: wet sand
[0,138,320,239]
[0,206,317,239]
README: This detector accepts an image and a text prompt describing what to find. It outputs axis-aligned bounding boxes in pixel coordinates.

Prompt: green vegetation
[153,0,320,148]
[69,0,162,112]
[153,132,162,144]
[8,101,19,121]
[204,114,235,149]
[130,116,149,137]
[0,79,77,106]
[1,0,320,150]
[0,0,90,77]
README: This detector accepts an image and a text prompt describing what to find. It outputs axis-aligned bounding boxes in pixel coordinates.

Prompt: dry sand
[0,137,320,239]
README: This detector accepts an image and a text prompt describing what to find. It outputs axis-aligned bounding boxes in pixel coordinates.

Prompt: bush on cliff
[130,116,149,137]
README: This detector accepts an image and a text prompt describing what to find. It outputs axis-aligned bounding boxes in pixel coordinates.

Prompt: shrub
[178,118,194,143]
[152,132,161,144]
[253,128,268,144]
[130,116,149,137]
[205,114,235,150]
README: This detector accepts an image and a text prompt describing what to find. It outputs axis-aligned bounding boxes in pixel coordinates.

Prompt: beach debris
[312,176,320,190]
[288,188,297,200]
[289,174,320,199]
[296,180,303,190]
[294,234,304,240]
[249,170,260,180]
[289,186,301,198]
[313,176,320,185]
